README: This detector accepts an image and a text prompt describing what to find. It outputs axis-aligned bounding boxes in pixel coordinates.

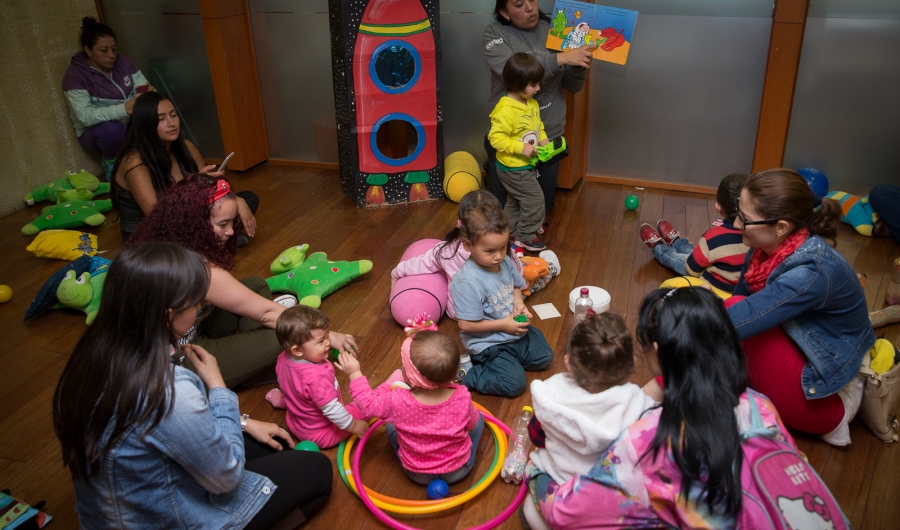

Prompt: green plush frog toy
[24,169,110,205]
[56,267,108,325]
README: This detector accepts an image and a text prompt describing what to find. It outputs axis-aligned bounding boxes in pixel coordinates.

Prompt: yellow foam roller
[443,151,482,203]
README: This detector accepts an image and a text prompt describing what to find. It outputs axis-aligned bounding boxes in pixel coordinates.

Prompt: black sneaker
[514,238,547,252]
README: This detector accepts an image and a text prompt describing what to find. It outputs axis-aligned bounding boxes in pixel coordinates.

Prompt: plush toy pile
[22,170,112,234]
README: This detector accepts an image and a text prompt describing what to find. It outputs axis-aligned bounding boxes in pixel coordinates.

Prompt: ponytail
[809,198,840,246]
[80,16,116,49]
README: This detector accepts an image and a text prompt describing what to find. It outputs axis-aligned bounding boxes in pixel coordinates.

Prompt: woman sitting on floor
[54,242,333,529]
[112,91,258,243]
[62,17,150,179]
[724,168,875,446]
[127,174,358,388]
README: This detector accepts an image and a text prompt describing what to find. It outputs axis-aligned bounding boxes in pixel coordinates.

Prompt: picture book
[545,1,638,65]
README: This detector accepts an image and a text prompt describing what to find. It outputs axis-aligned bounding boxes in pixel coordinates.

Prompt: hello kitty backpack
[738,391,851,530]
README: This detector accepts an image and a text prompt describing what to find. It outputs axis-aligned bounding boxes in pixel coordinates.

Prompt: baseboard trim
[268,159,340,170]
[585,174,716,195]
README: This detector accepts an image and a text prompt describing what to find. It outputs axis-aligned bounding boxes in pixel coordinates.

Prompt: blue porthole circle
[369,40,422,94]
[370,113,426,166]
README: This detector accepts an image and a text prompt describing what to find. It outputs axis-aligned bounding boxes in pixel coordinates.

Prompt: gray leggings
[190,276,282,389]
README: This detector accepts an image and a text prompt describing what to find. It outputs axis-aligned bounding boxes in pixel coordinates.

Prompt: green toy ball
[295,440,320,452]
[514,314,528,323]
[624,195,640,210]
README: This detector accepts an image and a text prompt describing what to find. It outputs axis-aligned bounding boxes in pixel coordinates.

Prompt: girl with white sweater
[527,311,658,485]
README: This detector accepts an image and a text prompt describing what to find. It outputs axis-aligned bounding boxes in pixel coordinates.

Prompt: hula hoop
[351,410,528,529]
[337,417,503,508]
[337,403,505,513]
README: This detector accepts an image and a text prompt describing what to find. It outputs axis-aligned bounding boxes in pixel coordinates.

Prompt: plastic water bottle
[574,288,593,322]
[501,406,533,484]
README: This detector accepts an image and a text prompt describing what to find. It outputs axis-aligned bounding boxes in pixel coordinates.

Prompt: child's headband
[401,314,440,390]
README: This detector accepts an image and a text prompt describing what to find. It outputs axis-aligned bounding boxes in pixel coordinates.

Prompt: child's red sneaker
[657,219,681,245]
[640,224,663,249]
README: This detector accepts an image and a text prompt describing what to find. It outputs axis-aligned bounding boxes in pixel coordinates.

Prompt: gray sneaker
[456,360,473,383]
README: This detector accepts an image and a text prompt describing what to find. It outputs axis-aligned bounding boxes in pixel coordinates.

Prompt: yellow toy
[26,230,98,260]
[0,285,11,303]
[870,338,897,375]
[442,151,482,203]
[659,275,732,300]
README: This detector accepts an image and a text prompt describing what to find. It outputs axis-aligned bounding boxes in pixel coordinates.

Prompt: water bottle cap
[523,405,533,413]
[580,288,589,296]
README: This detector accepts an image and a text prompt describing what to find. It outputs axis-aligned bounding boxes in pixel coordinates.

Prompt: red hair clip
[208,179,231,204]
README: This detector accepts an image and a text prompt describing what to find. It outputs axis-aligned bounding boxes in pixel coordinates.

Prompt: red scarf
[743,227,809,293]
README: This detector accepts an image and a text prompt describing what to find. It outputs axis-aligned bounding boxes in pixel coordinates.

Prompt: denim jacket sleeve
[144,371,246,494]
[726,252,828,341]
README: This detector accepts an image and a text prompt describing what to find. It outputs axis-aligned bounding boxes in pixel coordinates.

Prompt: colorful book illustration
[545,1,638,65]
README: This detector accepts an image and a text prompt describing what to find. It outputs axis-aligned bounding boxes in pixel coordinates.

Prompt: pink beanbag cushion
[389,239,449,326]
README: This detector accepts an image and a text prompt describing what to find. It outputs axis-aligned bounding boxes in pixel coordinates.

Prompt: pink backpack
[738,391,850,529]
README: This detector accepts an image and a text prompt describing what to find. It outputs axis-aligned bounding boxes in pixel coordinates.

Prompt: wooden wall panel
[557,73,590,189]
[751,0,809,172]
[200,0,268,170]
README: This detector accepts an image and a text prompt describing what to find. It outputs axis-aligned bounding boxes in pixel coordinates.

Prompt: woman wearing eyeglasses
[724,168,875,446]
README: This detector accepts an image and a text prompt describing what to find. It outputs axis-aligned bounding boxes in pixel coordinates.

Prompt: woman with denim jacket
[53,242,333,529]
[724,168,875,446]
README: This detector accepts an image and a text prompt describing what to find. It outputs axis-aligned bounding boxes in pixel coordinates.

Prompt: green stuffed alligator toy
[266,245,372,308]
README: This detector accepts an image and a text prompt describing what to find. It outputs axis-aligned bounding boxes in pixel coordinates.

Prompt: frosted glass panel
[587,15,770,187]
[783,17,900,196]
[101,0,225,158]
[250,1,337,161]
[439,11,495,157]
[582,0,772,17]
[808,0,900,20]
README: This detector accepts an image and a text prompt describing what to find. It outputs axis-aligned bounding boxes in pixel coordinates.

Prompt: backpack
[737,391,851,529]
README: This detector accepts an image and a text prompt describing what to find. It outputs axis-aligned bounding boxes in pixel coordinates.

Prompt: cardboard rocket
[329,0,444,207]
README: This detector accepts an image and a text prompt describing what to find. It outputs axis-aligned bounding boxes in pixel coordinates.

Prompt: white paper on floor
[531,303,561,320]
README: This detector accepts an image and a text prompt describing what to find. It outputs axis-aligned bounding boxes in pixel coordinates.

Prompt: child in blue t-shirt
[449,193,554,397]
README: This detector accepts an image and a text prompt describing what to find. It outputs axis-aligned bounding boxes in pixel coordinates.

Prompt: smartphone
[217,152,235,172]
[136,84,149,94]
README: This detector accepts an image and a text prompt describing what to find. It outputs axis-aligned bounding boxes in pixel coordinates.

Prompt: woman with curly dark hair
[112,91,259,243]
[128,174,359,388]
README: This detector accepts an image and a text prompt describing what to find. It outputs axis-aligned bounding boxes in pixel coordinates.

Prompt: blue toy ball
[426,479,449,500]
[796,167,829,203]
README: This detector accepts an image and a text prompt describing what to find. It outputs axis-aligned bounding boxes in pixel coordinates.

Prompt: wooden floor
[1,164,899,529]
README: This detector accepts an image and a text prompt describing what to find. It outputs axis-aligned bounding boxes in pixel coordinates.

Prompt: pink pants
[300,402,365,449]
[726,296,843,434]
[298,369,405,448]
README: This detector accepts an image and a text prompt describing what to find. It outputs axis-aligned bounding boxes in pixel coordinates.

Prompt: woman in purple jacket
[62,17,152,179]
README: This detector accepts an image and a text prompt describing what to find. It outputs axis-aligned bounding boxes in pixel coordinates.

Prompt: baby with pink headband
[336,320,484,485]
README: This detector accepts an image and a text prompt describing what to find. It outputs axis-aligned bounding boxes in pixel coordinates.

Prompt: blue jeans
[869,183,900,245]
[651,237,694,276]
[484,134,559,215]
[386,413,485,485]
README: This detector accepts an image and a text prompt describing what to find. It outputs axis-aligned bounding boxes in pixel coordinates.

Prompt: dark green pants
[461,326,554,398]
[191,276,282,388]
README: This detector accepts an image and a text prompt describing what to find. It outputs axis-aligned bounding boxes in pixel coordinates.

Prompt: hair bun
[82,16,98,27]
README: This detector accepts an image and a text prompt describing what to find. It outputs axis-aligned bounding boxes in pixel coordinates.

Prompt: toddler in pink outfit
[273,305,370,449]
[336,330,484,485]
